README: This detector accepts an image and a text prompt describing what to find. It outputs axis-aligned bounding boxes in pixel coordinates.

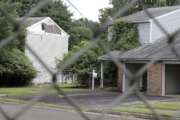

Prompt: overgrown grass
[112,101,180,118]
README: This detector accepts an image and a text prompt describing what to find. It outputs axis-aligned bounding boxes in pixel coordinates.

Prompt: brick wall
[147,63,163,96]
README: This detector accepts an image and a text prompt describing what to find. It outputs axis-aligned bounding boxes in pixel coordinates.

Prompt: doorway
[140,72,148,92]
[125,63,148,93]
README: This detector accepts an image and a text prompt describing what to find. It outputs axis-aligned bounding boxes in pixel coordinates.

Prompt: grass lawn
[0,84,88,97]
[112,101,180,118]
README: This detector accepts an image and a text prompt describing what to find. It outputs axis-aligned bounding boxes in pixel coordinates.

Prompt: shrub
[0,48,37,86]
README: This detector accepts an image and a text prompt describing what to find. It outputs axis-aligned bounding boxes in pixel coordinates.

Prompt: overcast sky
[62,0,112,22]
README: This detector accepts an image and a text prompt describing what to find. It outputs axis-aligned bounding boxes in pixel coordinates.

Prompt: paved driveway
[0,103,145,120]
[17,91,173,109]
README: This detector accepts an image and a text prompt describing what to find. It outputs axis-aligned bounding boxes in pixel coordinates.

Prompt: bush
[0,48,37,86]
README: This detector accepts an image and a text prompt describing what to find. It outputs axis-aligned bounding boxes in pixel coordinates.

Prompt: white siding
[137,23,150,44]
[150,9,180,43]
[25,18,69,84]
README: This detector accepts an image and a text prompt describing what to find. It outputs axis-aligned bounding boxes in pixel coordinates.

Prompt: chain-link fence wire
[0,0,180,120]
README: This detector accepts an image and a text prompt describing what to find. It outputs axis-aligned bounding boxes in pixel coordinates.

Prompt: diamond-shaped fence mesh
[0,0,180,120]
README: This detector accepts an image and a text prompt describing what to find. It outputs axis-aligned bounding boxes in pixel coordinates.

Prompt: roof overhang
[98,51,123,61]
[99,55,180,63]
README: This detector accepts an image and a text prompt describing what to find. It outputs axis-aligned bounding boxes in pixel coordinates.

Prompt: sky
[62,0,112,22]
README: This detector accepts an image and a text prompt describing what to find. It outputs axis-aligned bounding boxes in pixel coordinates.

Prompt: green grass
[0,84,88,97]
[0,98,75,111]
[112,101,180,118]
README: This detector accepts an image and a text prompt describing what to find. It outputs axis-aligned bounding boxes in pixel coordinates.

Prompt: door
[140,72,147,92]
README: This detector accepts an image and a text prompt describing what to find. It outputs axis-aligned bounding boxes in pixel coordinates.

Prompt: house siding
[137,23,151,44]
[25,18,69,84]
[150,9,180,43]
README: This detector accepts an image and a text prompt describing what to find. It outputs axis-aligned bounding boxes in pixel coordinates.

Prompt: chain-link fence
[1,0,180,120]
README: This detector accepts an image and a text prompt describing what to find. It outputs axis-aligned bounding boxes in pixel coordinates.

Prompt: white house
[19,17,70,84]
[123,5,180,44]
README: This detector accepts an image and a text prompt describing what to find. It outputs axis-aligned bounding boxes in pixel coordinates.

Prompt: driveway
[16,91,174,109]
[0,103,145,120]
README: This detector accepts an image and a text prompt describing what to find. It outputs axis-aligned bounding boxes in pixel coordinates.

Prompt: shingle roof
[123,6,180,23]
[99,37,180,62]
[17,17,46,27]
[98,51,123,61]
[17,17,62,34]
[119,41,170,61]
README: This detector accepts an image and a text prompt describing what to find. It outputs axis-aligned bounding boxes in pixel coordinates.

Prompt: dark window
[41,23,46,30]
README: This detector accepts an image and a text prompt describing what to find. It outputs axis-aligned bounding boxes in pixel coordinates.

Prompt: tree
[11,0,73,32]
[110,19,139,50]
[77,19,100,37]
[58,40,103,85]
[69,18,99,49]
[58,19,139,86]
[0,48,36,86]
[36,0,73,32]
[99,8,112,23]
[0,1,36,86]
[70,20,91,48]
[69,26,93,49]
[99,0,180,22]
[12,0,39,17]
[0,1,17,41]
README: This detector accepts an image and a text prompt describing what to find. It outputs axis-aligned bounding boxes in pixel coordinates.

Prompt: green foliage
[59,19,139,86]
[69,19,99,49]
[12,0,39,17]
[13,0,99,50]
[0,1,37,86]
[75,19,100,37]
[0,1,17,40]
[110,19,139,50]
[99,0,180,23]
[59,40,103,85]
[139,0,180,7]
[36,0,72,32]
[0,48,37,86]
[98,20,139,86]
[69,26,93,49]
[66,19,100,83]
[0,1,25,51]
[12,0,73,32]
[97,0,180,86]
[99,8,112,23]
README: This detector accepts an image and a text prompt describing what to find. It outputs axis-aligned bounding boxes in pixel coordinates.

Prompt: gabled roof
[119,41,169,61]
[98,51,123,61]
[17,17,66,35]
[17,17,46,27]
[99,36,180,62]
[123,6,180,23]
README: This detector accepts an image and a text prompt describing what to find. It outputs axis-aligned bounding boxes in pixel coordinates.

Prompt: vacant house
[99,6,180,96]
[19,17,69,84]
